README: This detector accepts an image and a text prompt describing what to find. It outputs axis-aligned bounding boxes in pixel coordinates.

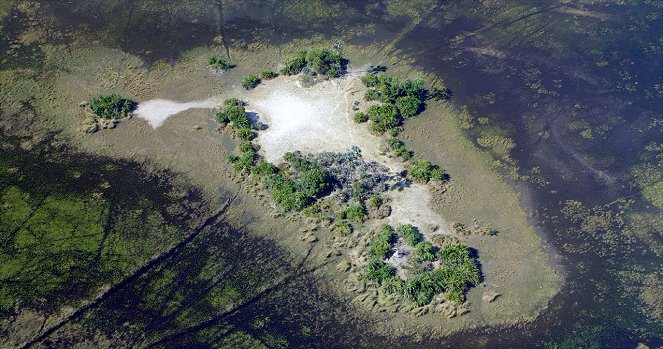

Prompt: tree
[408,160,445,183]
[395,95,422,118]
[354,112,368,123]
[398,224,421,246]
[89,94,135,119]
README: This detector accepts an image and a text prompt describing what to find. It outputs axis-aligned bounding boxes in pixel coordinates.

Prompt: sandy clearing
[247,74,403,171]
[386,184,449,235]
[135,98,220,128]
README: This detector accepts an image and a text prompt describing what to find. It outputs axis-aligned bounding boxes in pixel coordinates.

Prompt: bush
[255,160,277,176]
[408,160,445,183]
[386,138,413,161]
[207,56,236,70]
[398,224,421,246]
[414,241,436,262]
[368,104,401,133]
[237,128,256,141]
[266,174,310,211]
[242,74,261,89]
[281,51,307,75]
[344,204,367,222]
[261,70,278,80]
[354,112,368,123]
[365,257,395,284]
[369,224,395,259]
[367,195,382,208]
[224,98,244,107]
[306,48,344,78]
[395,95,422,118]
[361,74,380,87]
[216,105,251,129]
[364,89,380,101]
[89,94,135,119]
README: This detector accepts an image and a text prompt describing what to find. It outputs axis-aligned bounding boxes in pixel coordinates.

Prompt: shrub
[89,94,135,119]
[361,74,380,87]
[306,48,344,78]
[237,128,256,141]
[281,51,307,75]
[224,98,244,107]
[266,174,310,211]
[216,105,250,129]
[365,257,395,284]
[261,70,278,80]
[364,89,380,101]
[242,74,261,89]
[369,224,395,259]
[387,138,413,161]
[239,141,255,153]
[408,160,445,183]
[255,160,277,176]
[354,112,368,123]
[367,195,382,208]
[414,241,436,262]
[344,204,367,222]
[398,224,421,246]
[368,104,401,133]
[207,56,236,70]
[395,95,422,118]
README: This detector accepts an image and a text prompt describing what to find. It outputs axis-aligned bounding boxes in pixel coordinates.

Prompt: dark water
[3,0,662,347]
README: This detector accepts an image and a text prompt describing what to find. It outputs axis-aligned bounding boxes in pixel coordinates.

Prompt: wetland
[1,1,661,348]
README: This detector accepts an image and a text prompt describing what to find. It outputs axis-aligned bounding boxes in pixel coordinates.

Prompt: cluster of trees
[364,224,480,306]
[408,159,447,183]
[280,48,347,79]
[216,98,257,144]
[358,73,427,134]
[264,153,334,211]
[336,204,368,223]
[89,94,135,119]
[207,56,236,70]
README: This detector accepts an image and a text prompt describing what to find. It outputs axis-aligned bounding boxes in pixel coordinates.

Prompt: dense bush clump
[368,104,401,133]
[369,224,396,259]
[398,224,421,246]
[242,74,261,89]
[216,103,251,129]
[343,204,368,222]
[408,160,446,183]
[280,49,347,78]
[89,94,135,119]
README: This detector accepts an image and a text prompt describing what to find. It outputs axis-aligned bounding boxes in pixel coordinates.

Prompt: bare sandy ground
[135,98,220,128]
[386,184,449,235]
[247,72,404,171]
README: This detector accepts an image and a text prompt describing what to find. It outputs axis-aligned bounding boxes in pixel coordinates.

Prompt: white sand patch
[386,184,449,236]
[135,98,220,128]
[247,74,402,171]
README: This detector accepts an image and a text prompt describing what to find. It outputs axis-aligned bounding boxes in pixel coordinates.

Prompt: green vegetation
[216,100,251,129]
[0,143,184,315]
[354,112,368,123]
[262,153,334,211]
[89,93,135,119]
[369,224,396,259]
[342,204,367,222]
[242,74,261,89]
[359,73,427,134]
[261,69,279,80]
[207,56,236,70]
[398,224,421,246]
[237,128,256,141]
[364,223,480,305]
[387,137,413,161]
[281,49,346,78]
[367,104,401,133]
[408,159,446,183]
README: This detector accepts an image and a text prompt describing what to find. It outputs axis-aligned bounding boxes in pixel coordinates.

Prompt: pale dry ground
[40,43,559,335]
[135,98,221,127]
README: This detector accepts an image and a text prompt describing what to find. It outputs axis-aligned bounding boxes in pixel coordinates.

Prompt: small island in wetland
[4,1,661,348]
